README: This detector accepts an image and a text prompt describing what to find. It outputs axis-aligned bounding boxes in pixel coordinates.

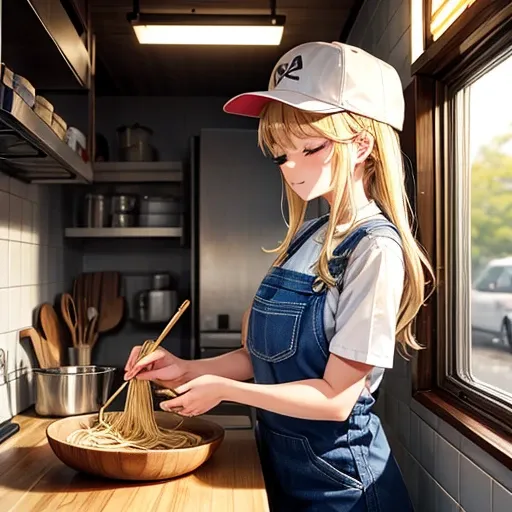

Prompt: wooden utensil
[98,271,124,333]
[92,272,102,311]
[85,310,99,347]
[72,274,86,346]
[71,271,125,346]
[19,327,49,368]
[98,296,124,333]
[61,293,78,347]
[39,304,64,366]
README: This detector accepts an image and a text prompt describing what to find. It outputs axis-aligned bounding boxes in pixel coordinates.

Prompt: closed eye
[303,142,328,156]
[271,154,288,166]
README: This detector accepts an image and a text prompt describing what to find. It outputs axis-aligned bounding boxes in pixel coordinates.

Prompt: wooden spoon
[39,304,64,367]
[19,327,48,368]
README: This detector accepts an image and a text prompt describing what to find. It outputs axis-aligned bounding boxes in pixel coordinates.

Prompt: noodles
[66,340,202,451]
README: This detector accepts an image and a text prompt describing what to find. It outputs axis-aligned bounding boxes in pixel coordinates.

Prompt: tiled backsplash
[348,1,512,511]
[374,361,512,512]
[0,173,66,422]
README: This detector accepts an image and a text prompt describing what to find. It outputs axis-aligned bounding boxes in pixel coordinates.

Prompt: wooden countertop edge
[0,411,270,512]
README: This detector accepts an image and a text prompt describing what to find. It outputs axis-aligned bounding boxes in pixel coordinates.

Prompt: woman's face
[273,135,335,202]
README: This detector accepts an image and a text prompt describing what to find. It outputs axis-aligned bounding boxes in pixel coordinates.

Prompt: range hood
[0,0,93,183]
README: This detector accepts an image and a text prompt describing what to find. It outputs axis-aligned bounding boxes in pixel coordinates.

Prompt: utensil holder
[68,346,92,366]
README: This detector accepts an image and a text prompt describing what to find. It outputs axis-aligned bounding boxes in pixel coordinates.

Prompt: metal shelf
[65,227,183,238]
[0,93,93,183]
[93,161,183,183]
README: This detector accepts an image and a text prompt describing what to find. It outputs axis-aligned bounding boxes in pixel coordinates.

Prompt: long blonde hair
[258,103,434,356]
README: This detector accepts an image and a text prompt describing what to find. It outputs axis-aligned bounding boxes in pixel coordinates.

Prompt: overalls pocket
[248,294,306,363]
[258,426,364,494]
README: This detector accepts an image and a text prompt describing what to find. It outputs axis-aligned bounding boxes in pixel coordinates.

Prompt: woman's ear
[354,132,374,164]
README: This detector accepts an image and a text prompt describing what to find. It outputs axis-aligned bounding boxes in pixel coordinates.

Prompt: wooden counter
[0,411,269,512]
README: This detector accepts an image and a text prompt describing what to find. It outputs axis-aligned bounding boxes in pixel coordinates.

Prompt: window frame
[410,0,512,469]
[423,0,433,49]
[413,0,510,75]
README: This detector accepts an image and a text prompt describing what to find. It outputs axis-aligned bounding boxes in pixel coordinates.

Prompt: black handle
[0,421,20,445]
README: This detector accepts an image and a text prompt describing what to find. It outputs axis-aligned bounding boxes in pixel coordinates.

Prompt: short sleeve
[329,236,405,368]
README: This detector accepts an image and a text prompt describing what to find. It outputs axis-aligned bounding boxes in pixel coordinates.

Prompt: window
[411,0,508,73]
[411,0,479,63]
[456,53,512,402]
[429,0,477,41]
[411,0,512,465]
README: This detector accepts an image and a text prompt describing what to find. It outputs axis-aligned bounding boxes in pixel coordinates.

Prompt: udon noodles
[66,340,202,450]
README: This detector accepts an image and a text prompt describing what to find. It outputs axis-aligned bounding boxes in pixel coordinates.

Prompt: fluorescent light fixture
[128,13,286,46]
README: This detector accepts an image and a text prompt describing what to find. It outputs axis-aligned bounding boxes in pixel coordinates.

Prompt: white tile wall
[348,1,512,511]
[0,175,66,422]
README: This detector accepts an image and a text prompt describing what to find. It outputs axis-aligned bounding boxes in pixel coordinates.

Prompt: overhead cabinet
[2,0,90,90]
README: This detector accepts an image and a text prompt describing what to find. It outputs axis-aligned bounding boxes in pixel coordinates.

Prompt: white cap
[223,41,405,131]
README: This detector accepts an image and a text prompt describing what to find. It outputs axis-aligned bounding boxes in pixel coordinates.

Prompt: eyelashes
[272,154,288,165]
[304,141,329,156]
[271,141,329,165]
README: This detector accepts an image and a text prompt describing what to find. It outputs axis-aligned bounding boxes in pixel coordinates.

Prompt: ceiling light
[127,2,286,46]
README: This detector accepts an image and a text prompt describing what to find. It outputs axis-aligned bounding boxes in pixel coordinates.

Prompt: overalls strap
[328,218,402,292]
[284,215,329,263]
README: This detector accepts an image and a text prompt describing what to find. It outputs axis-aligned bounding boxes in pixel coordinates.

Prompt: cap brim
[223,90,343,118]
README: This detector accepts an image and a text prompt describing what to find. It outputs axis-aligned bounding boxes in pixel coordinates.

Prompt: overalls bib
[247,216,414,512]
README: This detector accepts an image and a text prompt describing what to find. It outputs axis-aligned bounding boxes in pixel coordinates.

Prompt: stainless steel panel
[200,347,238,358]
[199,332,242,348]
[199,129,284,332]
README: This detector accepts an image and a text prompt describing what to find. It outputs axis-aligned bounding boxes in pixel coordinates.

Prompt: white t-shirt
[281,201,405,391]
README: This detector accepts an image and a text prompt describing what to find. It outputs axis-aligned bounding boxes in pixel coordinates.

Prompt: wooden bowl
[46,411,225,481]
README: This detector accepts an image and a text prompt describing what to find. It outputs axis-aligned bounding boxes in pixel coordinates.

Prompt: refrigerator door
[198,128,284,334]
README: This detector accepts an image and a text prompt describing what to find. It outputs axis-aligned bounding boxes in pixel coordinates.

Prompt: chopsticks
[98,300,190,422]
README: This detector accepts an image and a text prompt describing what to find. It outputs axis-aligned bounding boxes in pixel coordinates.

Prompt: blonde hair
[258,103,434,356]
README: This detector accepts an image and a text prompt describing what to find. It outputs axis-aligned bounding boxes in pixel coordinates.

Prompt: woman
[124,41,432,511]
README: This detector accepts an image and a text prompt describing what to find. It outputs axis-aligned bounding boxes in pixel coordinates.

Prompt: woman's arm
[223,353,371,421]
[187,347,253,382]
[171,353,372,420]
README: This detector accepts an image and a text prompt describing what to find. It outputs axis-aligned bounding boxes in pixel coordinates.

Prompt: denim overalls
[247,216,414,512]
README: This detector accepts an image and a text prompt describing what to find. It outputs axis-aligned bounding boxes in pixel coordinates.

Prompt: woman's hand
[123,346,191,388]
[159,375,230,417]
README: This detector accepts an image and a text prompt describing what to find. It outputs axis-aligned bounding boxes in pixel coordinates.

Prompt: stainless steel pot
[111,194,138,213]
[33,366,116,417]
[116,124,154,162]
[84,194,108,227]
[135,289,177,324]
[111,213,136,228]
[152,272,171,290]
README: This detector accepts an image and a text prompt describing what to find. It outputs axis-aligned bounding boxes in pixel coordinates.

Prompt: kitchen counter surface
[0,411,269,512]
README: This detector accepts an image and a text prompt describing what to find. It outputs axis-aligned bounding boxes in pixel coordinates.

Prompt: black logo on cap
[274,55,303,86]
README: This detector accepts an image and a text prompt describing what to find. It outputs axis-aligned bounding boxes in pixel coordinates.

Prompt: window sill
[414,389,512,470]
